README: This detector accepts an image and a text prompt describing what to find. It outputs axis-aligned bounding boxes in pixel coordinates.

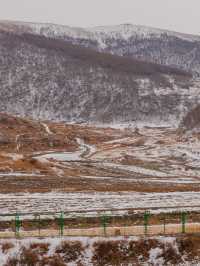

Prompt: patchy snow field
[0,192,200,218]
[0,235,198,265]
[35,151,83,161]
[1,123,200,216]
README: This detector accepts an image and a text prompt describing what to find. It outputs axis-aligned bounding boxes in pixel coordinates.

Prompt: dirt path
[1,223,200,239]
[41,123,53,135]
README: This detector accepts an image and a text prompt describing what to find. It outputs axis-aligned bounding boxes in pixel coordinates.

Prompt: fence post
[15,213,20,238]
[163,216,166,234]
[101,214,109,236]
[38,214,41,236]
[181,212,187,233]
[59,212,64,236]
[144,211,150,235]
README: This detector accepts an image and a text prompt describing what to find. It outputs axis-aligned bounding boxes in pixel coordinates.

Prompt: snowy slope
[87,23,200,42]
[0,20,200,124]
[2,20,200,43]
[1,20,200,76]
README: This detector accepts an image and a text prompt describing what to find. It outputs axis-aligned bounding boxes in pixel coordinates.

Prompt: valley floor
[1,116,200,214]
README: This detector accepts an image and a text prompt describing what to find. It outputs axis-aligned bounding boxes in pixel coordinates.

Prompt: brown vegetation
[4,241,84,266]
[55,241,84,263]
[2,235,200,265]
[1,242,14,253]
[92,238,181,265]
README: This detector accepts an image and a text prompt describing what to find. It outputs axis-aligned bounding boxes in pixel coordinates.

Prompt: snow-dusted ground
[82,175,198,184]
[41,122,53,135]
[101,162,170,177]
[0,236,181,266]
[2,153,23,161]
[0,192,200,218]
[0,173,43,177]
[2,126,200,220]
[34,137,96,161]
[90,127,200,180]
[36,151,83,161]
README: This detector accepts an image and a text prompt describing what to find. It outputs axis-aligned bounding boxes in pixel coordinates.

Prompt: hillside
[0,27,199,124]
[1,20,200,76]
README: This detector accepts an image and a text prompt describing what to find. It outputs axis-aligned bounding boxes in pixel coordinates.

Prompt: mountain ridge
[1,20,200,41]
[0,28,198,125]
[1,20,200,77]
[0,20,200,125]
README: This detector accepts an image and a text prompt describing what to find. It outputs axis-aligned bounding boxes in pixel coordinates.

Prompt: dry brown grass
[120,155,162,171]
[29,242,50,256]
[92,239,157,265]
[19,247,40,266]
[0,171,200,193]
[4,241,84,266]
[5,247,40,266]
[92,240,129,265]
[177,235,200,260]
[4,256,19,266]
[40,255,66,266]
[92,238,183,265]
[55,241,84,263]
[3,236,200,266]
[1,242,14,253]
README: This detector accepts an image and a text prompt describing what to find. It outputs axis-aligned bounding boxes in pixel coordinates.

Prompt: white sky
[0,0,199,35]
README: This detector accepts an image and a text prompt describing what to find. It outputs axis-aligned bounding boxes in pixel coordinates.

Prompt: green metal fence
[0,207,198,238]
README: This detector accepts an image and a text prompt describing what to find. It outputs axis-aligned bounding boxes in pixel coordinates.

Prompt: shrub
[129,239,161,260]
[55,241,84,263]
[39,255,66,266]
[92,239,168,265]
[1,242,14,253]
[30,242,50,256]
[92,240,133,265]
[177,235,200,260]
[19,247,40,266]
[162,243,182,265]
[4,256,19,266]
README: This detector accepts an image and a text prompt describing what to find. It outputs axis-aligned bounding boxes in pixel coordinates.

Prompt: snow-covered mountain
[0,20,200,125]
[0,27,198,125]
[1,20,200,76]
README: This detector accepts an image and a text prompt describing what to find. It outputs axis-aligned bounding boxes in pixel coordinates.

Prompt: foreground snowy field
[0,235,199,265]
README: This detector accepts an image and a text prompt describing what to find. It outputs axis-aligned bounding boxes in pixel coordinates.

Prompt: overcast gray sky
[0,0,199,35]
